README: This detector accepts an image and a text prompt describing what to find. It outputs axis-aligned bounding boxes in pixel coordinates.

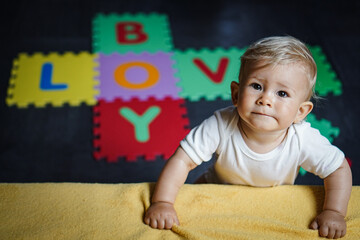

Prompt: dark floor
[0,0,359,185]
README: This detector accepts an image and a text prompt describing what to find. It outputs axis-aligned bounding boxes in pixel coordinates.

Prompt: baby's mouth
[252,112,272,118]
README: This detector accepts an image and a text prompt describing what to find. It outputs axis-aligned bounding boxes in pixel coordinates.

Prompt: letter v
[193,57,229,84]
[119,106,161,142]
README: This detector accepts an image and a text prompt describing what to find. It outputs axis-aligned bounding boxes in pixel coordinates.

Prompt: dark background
[1,0,359,185]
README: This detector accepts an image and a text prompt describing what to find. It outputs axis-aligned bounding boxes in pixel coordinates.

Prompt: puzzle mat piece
[95,52,180,102]
[93,97,189,162]
[309,45,342,97]
[93,13,173,54]
[345,157,352,168]
[6,52,99,108]
[307,113,340,143]
[299,113,340,176]
[175,47,247,101]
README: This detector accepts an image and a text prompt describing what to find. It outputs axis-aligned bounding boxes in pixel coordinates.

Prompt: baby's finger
[150,218,158,229]
[144,216,150,225]
[327,228,336,239]
[157,218,165,229]
[319,225,329,238]
[309,220,318,230]
[174,216,180,226]
[334,229,343,239]
[341,229,346,238]
[164,218,173,230]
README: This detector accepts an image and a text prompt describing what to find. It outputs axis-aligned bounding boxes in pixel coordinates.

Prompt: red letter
[116,22,148,44]
[193,57,229,84]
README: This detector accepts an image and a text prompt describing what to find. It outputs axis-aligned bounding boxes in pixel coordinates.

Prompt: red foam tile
[93,98,189,162]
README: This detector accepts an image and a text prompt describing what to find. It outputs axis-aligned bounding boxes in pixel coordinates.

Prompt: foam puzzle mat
[174,47,247,101]
[5,12,348,169]
[308,46,342,96]
[6,52,98,107]
[93,98,189,162]
[95,52,180,101]
[92,13,173,54]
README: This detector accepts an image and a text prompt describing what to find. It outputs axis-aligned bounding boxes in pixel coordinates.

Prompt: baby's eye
[250,83,262,91]
[277,91,288,98]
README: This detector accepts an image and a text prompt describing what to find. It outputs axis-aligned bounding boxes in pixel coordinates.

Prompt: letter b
[116,22,148,44]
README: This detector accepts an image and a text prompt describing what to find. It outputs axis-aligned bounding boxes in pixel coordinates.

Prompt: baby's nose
[256,94,273,107]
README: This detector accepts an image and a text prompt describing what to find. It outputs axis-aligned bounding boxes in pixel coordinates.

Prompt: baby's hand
[310,210,346,239]
[144,202,180,230]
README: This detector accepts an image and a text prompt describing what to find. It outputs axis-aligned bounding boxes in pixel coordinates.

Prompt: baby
[144,36,352,239]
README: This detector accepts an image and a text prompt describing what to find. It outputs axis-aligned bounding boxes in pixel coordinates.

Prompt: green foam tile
[306,113,340,143]
[93,13,173,54]
[309,46,342,97]
[174,47,247,101]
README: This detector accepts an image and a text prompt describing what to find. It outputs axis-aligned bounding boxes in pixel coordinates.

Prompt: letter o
[114,61,159,89]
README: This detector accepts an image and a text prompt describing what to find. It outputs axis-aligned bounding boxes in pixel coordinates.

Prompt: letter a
[116,22,148,44]
[119,106,161,142]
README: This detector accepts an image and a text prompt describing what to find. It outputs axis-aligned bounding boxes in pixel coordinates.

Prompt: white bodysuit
[180,106,344,187]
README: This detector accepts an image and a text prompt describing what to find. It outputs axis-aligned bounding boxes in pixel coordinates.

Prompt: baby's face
[233,62,312,133]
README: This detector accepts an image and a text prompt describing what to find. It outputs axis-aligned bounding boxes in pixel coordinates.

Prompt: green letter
[119,106,161,142]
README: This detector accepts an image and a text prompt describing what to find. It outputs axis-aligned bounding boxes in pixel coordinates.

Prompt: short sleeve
[180,114,220,165]
[298,123,345,179]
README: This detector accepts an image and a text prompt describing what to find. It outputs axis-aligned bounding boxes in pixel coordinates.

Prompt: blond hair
[239,36,317,100]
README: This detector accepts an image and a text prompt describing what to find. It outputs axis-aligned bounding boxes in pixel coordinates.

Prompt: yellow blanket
[0,183,359,239]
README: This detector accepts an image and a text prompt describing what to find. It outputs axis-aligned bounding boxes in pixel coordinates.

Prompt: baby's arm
[310,159,352,239]
[144,147,197,229]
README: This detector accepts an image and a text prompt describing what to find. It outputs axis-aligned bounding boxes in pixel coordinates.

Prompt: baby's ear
[294,101,313,123]
[230,81,240,106]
